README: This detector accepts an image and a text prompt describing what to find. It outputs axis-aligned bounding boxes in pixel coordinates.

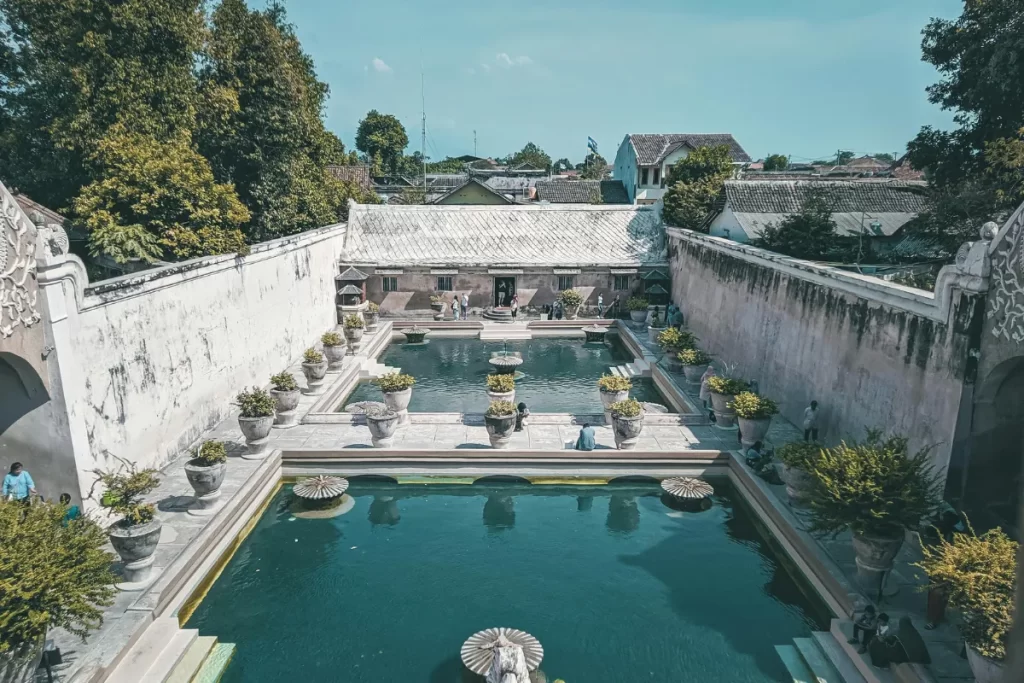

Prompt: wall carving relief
[0,186,41,339]
[988,207,1024,343]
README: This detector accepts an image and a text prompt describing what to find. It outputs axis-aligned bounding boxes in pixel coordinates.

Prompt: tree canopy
[356,110,409,175]
[754,189,846,260]
[662,145,733,230]
[578,153,609,180]
[763,154,788,172]
[509,142,551,171]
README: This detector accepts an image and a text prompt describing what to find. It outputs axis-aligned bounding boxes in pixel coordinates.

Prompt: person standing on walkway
[3,462,36,503]
[597,294,604,318]
[554,300,563,320]
[803,400,819,442]
[461,293,470,319]
[575,423,596,451]
[452,298,460,320]
[699,366,717,422]
[510,294,519,321]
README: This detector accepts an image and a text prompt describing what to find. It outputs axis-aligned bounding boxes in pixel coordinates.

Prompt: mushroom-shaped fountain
[462,628,543,683]
[488,340,524,375]
[400,325,430,344]
[582,325,609,343]
[290,475,353,519]
[660,476,714,513]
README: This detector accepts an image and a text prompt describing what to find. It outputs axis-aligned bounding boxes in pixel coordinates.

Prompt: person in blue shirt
[60,493,81,524]
[3,462,36,503]
[574,423,596,451]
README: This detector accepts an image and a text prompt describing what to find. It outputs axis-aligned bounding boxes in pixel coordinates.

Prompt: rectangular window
[653,167,660,186]
[436,276,453,292]
[640,168,649,186]
[613,275,630,291]
[382,276,398,292]
[557,275,574,291]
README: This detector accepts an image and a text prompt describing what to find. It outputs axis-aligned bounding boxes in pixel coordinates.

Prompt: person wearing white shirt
[803,400,819,442]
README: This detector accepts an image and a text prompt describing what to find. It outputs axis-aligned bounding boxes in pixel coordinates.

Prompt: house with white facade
[613,133,751,204]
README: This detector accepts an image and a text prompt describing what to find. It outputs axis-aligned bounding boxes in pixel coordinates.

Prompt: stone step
[479,329,532,341]
[144,628,197,682]
[192,642,236,683]
[811,632,867,683]
[830,619,896,683]
[776,644,817,683]
[166,635,217,683]
[609,365,629,378]
[794,636,844,683]
[105,617,181,683]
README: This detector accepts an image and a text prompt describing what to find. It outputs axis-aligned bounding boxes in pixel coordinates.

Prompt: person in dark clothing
[848,605,878,654]
[554,301,563,320]
[574,423,596,451]
[515,402,529,432]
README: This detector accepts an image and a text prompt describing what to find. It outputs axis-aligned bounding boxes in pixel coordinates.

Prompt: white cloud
[481,63,491,72]
[514,55,532,66]
[496,52,514,67]
[371,57,392,73]
[495,53,533,69]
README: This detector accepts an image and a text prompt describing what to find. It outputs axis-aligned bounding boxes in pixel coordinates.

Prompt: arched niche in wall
[0,351,49,435]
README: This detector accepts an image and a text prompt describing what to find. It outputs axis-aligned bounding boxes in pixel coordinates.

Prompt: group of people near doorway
[443,292,631,320]
[3,461,81,522]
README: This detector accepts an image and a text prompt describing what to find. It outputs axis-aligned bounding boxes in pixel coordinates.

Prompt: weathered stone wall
[667,229,985,478]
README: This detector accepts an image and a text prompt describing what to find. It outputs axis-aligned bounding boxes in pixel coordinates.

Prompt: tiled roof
[431,178,513,204]
[326,165,373,191]
[535,180,630,204]
[630,134,750,165]
[484,177,541,191]
[342,203,666,267]
[724,180,928,214]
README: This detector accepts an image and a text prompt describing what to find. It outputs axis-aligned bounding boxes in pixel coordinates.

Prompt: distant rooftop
[629,134,751,165]
[535,180,630,204]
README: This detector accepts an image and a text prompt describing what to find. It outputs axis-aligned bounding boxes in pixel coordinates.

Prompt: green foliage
[579,153,609,180]
[705,375,750,396]
[552,158,574,173]
[763,154,789,172]
[916,523,1018,660]
[321,332,343,346]
[0,500,116,652]
[678,348,712,366]
[92,458,160,526]
[558,289,584,308]
[486,400,517,417]
[486,374,515,393]
[777,441,821,469]
[366,301,380,313]
[873,153,895,163]
[236,387,275,417]
[597,374,632,393]
[667,145,734,185]
[509,142,551,171]
[302,348,324,365]
[610,398,643,418]
[192,440,227,466]
[398,186,427,205]
[356,110,408,174]
[657,327,697,350]
[362,403,395,419]
[754,188,845,260]
[662,145,735,231]
[343,314,365,329]
[806,430,942,537]
[626,297,649,312]
[374,372,415,393]
[728,391,779,419]
[270,372,298,392]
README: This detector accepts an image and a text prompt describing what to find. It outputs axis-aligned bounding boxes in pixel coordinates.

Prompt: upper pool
[341,336,673,413]
[186,480,830,682]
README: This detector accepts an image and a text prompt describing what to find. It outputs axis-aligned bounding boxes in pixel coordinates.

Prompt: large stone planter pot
[966,647,1005,683]
[485,412,517,449]
[851,531,905,595]
[184,460,226,516]
[301,360,329,394]
[109,519,162,586]
[486,389,515,407]
[323,343,346,372]
[430,302,445,321]
[344,326,364,354]
[382,387,413,425]
[564,305,580,321]
[366,412,400,448]
[629,310,648,323]
[647,326,665,344]
[238,415,274,458]
[271,388,300,429]
[612,414,644,450]
[364,311,380,333]
[777,463,814,506]
[682,364,705,384]
[709,392,738,429]
[0,636,45,683]
[664,352,683,374]
[599,389,629,424]
[738,416,771,448]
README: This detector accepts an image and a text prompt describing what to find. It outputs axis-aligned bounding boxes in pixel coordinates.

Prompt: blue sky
[263,0,963,163]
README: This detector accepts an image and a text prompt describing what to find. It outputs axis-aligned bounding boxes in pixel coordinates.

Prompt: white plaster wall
[707,207,749,243]
[65,224,345,481]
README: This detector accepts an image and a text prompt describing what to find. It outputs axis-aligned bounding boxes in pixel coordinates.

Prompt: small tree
[763,154,789,172]
[662,176,723,231]
[91,457,161,526]
[754,188,843,259]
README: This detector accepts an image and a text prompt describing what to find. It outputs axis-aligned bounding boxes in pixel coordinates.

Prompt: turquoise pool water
[341,336,673,413]
[186,480,829,682]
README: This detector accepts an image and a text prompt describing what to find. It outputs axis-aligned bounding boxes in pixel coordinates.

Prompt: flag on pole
[587,136,598,154]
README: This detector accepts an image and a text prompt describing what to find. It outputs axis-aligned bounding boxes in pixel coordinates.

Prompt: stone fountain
[400,325,430,344]
[581,325,609,343]
[488,340,524,375]
[290,475,353,519]
[462,628,543,683]
[660,476,714,513]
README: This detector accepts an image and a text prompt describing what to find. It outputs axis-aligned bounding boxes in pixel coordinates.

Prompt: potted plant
[343,314,365,353]
[627,296,649,323]
[558,289,584,320]
[730,391,779,448]
[657,328,697,372]
[484,400,518,449]
[916,524,1017,683]
[363,402,400,448]
[184,440,228,516]
[375,372,416,425]
[610,398,644,450]
[597,374,631,424]
[321,332,346,371]
[705,375,750,429]
[775,441,820,506]
[91,457,162,586]
[364,301,380,332]
[678,348,712,384]
[806,430,941,595]
[301,348,329,394]
[430,294,447,320]
[270,371,300,428]
[486,373,516,405]
[0,500,115,683]
[237,387,276,457]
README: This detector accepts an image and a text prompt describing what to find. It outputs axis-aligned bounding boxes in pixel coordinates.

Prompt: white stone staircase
[104,617,235,683]
[609,358,651,378]
[479,323,532,341]
[361,359,400,378]
[775,626,868,683]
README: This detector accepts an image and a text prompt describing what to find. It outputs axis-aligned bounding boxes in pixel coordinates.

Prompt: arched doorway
[0,352,48,434]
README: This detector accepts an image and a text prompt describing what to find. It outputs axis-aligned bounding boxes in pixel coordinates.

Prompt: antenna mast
[474,130,478,157]
[421,71,427,197]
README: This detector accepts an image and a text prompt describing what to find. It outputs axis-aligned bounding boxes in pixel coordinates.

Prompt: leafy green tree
[872,152,895,163]
[552,158,574,174]
[754,188,845,260]
[509,142,551,171]
[579,153,609,180]
[666,145,733,185]
[763,154,789,171]
[662,145,733,230]
[426,157,466,174]
[356,110,409,174]
[837,150,855,165]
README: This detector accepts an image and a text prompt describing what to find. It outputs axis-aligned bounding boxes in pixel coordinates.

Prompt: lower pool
[186,480,830,682]
[341,336,673,414]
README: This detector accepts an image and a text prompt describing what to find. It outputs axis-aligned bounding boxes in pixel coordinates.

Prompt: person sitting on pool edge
[515,402,530,432]
[575,423,596,451]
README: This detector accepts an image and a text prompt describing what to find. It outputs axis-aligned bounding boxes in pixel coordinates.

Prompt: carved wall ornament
[1,185,42,338]
[988,208,1024,343]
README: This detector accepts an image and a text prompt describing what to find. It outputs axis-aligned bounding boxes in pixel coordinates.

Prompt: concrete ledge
[282,448,728,464]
